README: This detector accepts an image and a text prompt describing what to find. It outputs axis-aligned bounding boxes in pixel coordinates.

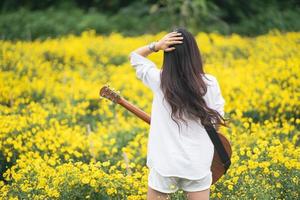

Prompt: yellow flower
[107,188,117,195]
[121,163,127,169]
[273,171,280,177]
[82,177,90,184]
[102,161,110,167]
[263,167,270,174]
[90,179,97,188]
[276,183,282,188]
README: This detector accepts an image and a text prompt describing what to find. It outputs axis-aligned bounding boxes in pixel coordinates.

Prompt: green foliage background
[0,0,300,40]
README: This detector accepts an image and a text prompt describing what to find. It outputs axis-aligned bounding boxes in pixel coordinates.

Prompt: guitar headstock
[99,84,121,103]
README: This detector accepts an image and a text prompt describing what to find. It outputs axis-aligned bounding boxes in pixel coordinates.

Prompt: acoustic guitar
[99,84,232,184]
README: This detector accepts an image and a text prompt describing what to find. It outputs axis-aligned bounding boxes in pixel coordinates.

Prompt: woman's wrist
[148,41,160,52]
[155,41,162,51]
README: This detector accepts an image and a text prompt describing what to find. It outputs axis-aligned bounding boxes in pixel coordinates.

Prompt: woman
[129,27,227,200]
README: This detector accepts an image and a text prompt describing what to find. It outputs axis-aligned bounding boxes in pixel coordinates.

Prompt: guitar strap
[204,125,231,174]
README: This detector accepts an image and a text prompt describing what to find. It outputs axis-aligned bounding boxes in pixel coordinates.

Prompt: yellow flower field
[0,30,299,199]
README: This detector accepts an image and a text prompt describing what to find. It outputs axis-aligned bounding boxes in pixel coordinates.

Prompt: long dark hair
[160,27,228,133]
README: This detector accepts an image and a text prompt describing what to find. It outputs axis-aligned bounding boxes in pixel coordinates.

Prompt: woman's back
[148,69,224,180]
[130,51,225,180]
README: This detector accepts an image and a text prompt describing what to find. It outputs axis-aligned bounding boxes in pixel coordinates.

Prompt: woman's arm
[130,45,156,58]
[128,31,183,92]
[129,31,183,59]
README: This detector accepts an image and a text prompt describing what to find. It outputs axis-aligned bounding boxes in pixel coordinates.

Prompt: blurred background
[1,0,300,40]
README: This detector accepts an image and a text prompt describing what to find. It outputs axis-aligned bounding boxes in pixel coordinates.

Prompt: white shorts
[148,167,213,194]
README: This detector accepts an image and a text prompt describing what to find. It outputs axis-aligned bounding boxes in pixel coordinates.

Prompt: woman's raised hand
[156,31,184,52]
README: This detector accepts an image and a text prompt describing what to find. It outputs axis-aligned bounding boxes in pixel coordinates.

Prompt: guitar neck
[118,97,151,124]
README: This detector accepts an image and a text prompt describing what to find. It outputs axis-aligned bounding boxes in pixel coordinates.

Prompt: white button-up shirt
[129,51,225,180]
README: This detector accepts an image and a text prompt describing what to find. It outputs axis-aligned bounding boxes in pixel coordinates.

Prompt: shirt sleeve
[212,78,225,117]
[129,51,161,92]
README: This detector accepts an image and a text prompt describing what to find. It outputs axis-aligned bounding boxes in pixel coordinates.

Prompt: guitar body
[211,132,232,184]
[100,85,232,184]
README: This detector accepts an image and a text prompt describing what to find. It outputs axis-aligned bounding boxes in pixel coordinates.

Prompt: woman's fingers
[169,34,182,39]
[159,32,183,51]
[166,40,183,45]
[168,36,184,41]
[165,32,177,38]
[169,31,180,35]
[164,47,176,52]
[166,32,182,38]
